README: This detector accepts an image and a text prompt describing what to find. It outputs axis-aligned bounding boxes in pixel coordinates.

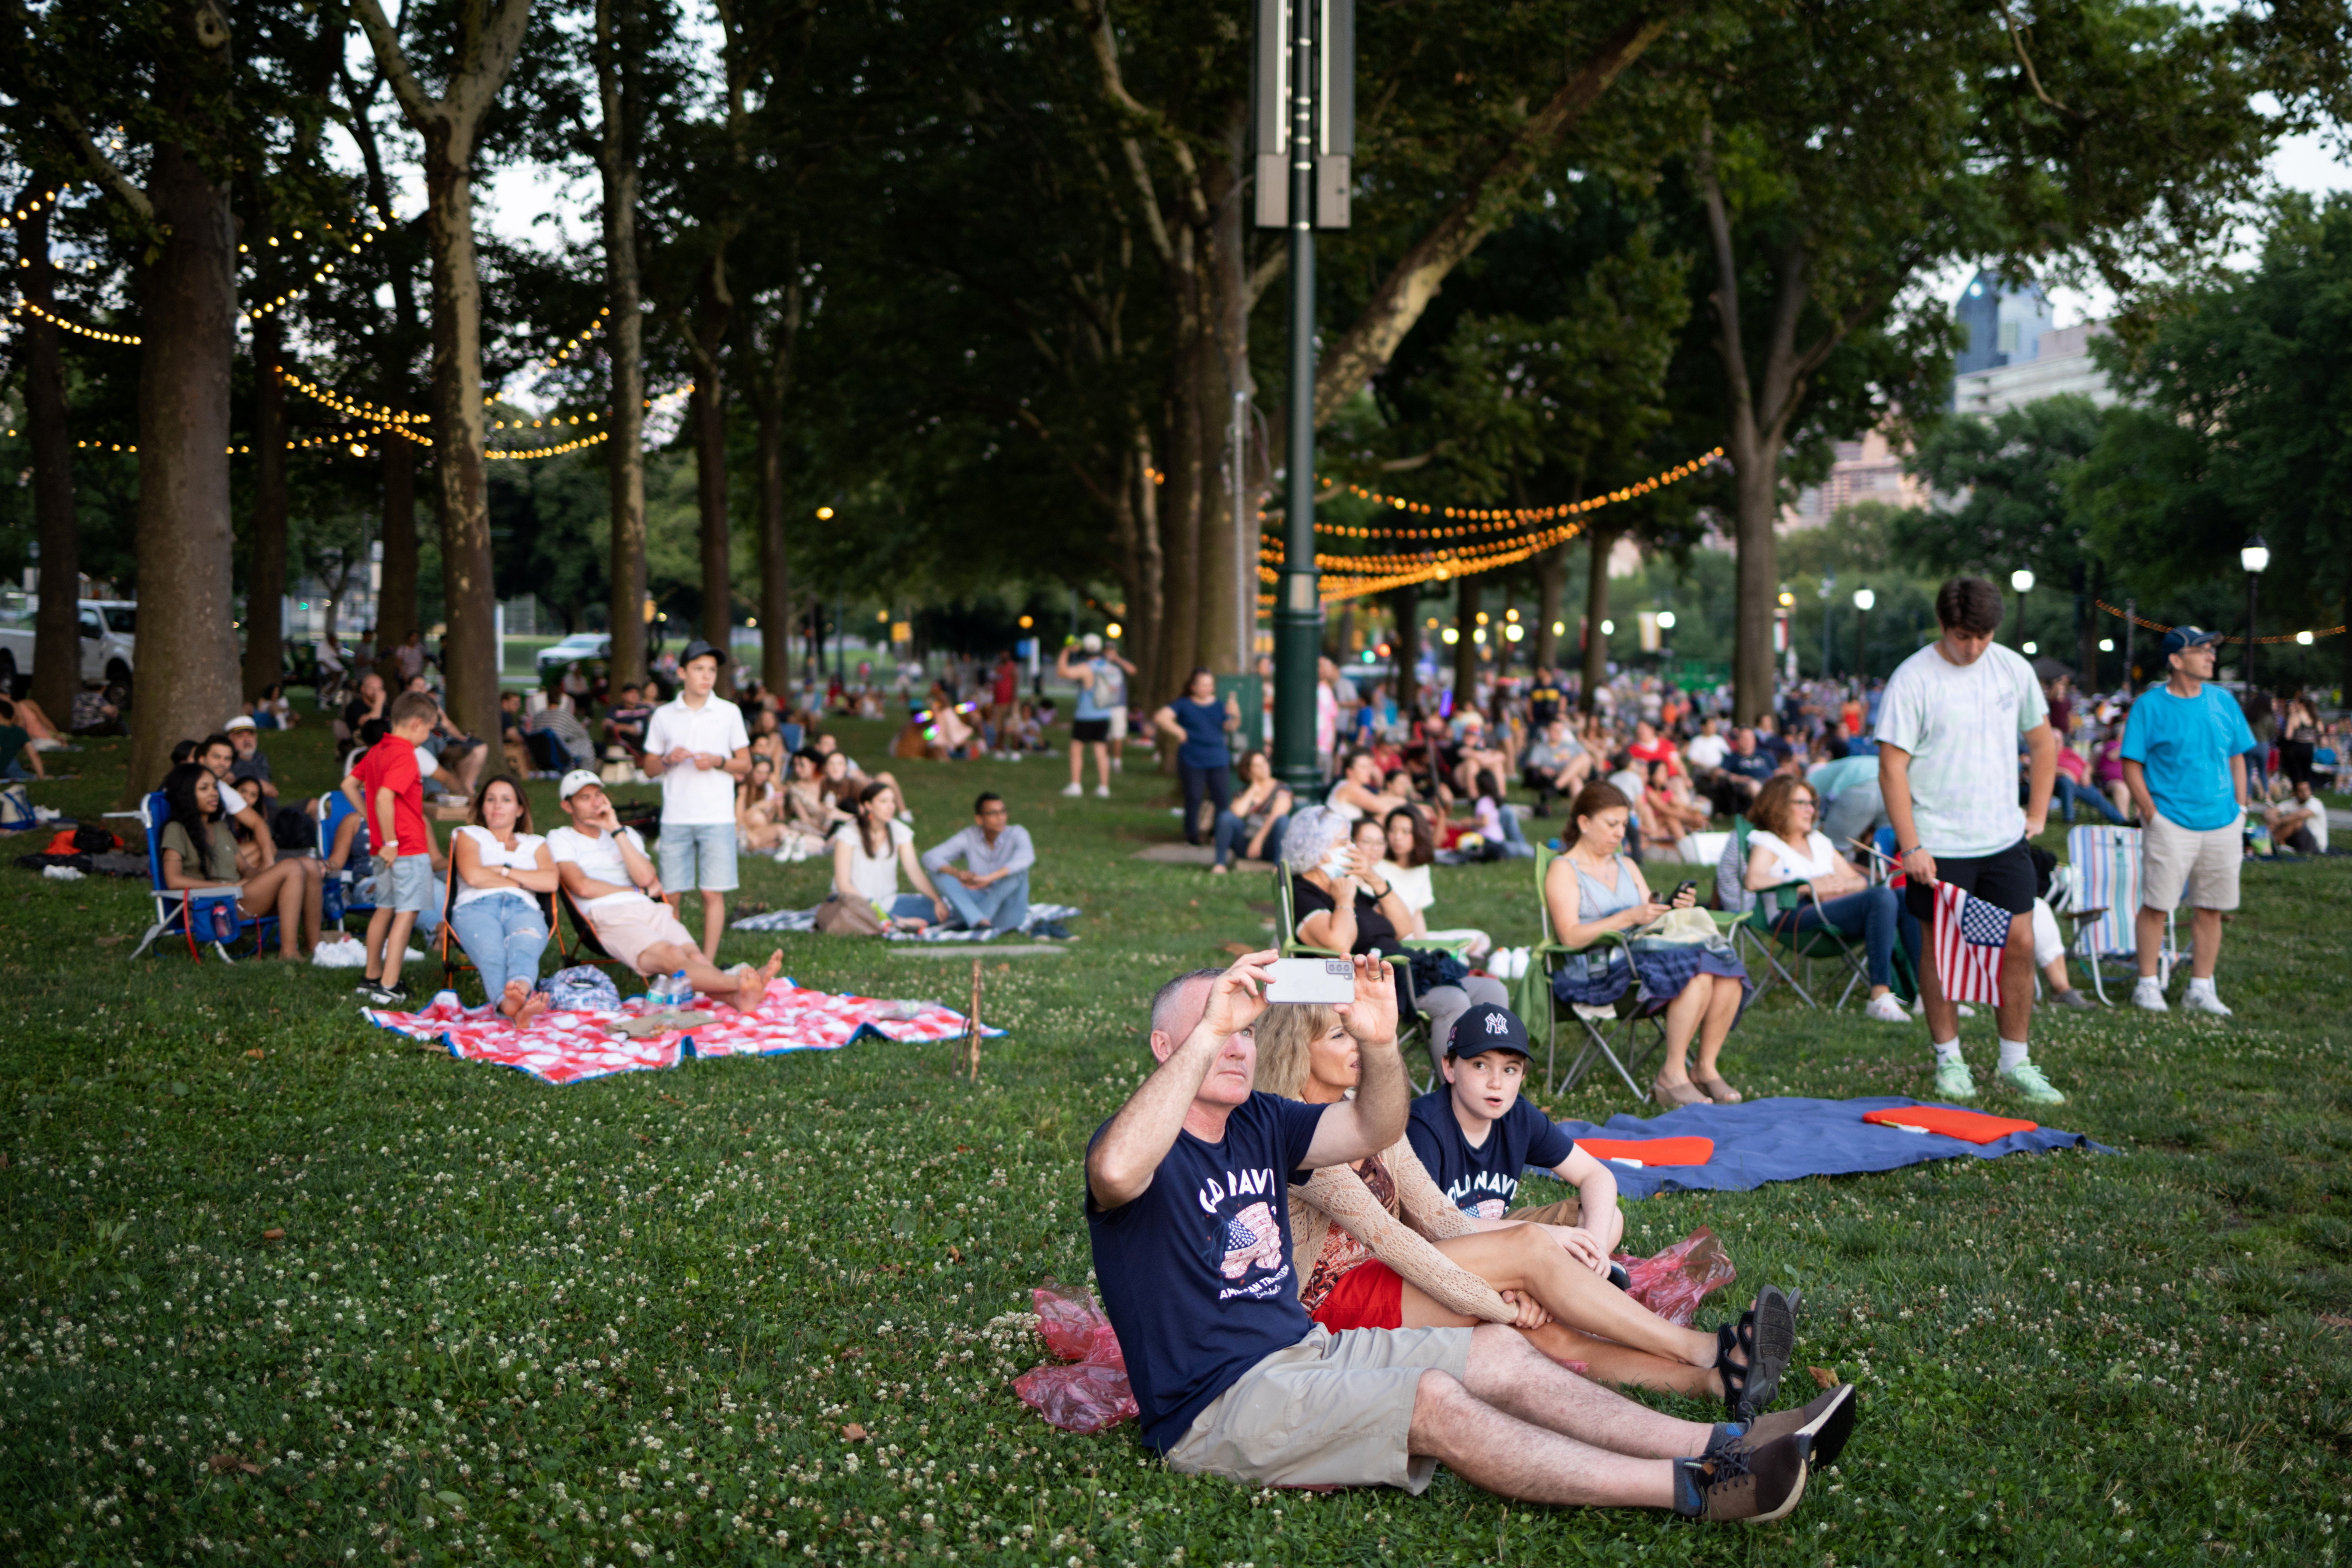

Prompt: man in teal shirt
[2120,627,2254,1016]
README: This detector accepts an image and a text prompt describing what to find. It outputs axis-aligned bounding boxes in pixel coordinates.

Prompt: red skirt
[1309,1260,1405,1332]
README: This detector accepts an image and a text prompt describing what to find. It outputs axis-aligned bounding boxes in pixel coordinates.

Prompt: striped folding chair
[2061,825,2176,1005]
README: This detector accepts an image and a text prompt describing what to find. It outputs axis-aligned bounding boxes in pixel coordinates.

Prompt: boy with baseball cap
[2120,625,2255,1015]
[641,640,751,962]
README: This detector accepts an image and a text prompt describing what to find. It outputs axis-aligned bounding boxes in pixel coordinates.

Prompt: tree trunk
[1128,426,1168,703]
[243,315,290,696]
[596,0,648,688]
[1157,359,1203,697]
[1390,585,1420,715]
[1533,540,1571,674]
[692,371,732,687]
[377,440,418,656]
[16,181,81,718]
[124,142,243,802]
[1579,525,1617,713]
[1192,133,1253,678]
[747,258,801,699]
[1451,577,1481,700]
[420,124,500,737]
[1729,452,1780,722]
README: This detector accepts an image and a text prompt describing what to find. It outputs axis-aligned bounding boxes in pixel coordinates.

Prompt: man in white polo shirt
[642,640,752,961]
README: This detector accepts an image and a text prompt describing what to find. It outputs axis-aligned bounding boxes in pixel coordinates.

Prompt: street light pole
[1852,587,1874,679]
[2241,535,2270,692]
[2011,568,2035,650]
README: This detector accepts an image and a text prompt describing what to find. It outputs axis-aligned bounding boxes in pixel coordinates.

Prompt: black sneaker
[363,982,410,1008]
[353,978,383,996]
[1722,1381,1857,1474]
[1676,1431,1810,1523]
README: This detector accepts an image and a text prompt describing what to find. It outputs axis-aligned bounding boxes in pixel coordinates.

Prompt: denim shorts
[658,820,739,892]
[371,852,435,914]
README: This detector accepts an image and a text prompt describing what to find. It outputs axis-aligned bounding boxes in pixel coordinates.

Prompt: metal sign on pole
[1255,0,1352,790]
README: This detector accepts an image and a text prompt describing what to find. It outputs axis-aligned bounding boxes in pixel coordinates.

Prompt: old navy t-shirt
[1084,1093,1327,1451]
[1404,1089,1575,1221]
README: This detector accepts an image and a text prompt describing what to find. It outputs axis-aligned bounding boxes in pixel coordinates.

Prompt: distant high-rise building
[1952,270,2055,376]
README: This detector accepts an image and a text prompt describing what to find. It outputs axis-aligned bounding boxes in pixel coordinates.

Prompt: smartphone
[1265,956,1358,1005]
[1672,880,1698,904]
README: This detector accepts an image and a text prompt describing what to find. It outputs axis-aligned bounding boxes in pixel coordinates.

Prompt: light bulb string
[2094,600,2343,644]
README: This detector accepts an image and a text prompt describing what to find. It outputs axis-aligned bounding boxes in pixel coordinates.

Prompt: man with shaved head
[1084,951,1848,1520]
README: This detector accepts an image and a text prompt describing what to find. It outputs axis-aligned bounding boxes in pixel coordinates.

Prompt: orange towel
[1575,1136,1715,1167]
[1861,1106,2038,1144]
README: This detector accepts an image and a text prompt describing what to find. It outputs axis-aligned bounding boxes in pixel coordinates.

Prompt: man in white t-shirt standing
[1876,577,2065,1106]
[642,640,752,962]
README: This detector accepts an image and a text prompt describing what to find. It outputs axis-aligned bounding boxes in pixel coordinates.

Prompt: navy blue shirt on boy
[1405,1089,1575,1221]
[1085,1092,1327,1451]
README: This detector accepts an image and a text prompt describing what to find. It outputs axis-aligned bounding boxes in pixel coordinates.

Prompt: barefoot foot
[499,978,531,1020]
[512,990,550,1028]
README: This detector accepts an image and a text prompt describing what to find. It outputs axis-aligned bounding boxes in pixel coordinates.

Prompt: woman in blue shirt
[1153,667,1241,845]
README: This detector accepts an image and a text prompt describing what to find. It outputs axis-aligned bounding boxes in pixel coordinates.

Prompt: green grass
[3,716,2348,1566]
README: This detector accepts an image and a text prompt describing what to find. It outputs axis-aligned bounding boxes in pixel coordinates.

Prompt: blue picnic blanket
[1554,1095,2117,1199]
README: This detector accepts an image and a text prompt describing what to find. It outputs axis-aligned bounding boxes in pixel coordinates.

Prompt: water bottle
[665,969,691,1008]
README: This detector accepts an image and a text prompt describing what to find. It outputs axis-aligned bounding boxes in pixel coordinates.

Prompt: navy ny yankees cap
[1446,1002,1531,1060]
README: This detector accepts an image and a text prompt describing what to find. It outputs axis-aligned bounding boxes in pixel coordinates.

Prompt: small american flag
[1930,880,2013,1006]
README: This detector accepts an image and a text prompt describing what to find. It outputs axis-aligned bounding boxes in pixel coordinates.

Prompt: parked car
[534,630,612,680]
[0,597,137,696]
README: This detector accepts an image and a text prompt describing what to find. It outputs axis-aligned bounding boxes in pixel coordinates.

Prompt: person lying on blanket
[1082,951,1845,1517]
[547,770,781,1013]
[1256,1000,1820,1423]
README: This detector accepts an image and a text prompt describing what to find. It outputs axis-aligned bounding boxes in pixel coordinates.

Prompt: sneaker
[2182,987,2233,1017]
[362,983,410,1008]
[1674,1432,1811,1523]
[1865,992,1909,1024]
[1093,784,1111,799]
[1732,1382,1857,1474]
[1060,782,1083,798]
[353,978,383,996]
[2000,1060,2067,1104]
[1912,997,1977,1020]
[2050,987,2096,1011]
[2130,977,2169,1012]
[1933,1058,1978,1102]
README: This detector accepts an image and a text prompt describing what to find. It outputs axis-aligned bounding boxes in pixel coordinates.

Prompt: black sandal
[1712,1284,1798,1421]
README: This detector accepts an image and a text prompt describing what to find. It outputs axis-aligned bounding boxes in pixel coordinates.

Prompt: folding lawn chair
[1516,842,1666,1102]
[2061,824,2177,1005]
[553,883,638,983]
[436,872,559,992]
[316,789,378,932]
[1716,816,1874,1010]
[127,791,280,963]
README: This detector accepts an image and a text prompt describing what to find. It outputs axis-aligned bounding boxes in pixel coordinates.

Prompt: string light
[9,297,139,344]
[2095,600,2344,644]
[1291,448,1726,542]
[279,367,433,443]
[541,308,610,369]
[0,187,64,230]
[486,429,608,460]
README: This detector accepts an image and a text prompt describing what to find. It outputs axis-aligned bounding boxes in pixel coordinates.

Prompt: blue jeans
[1213,811,1289,868]
[2055,775,2126,825]
[1180,763,1233,846]
[447,890,549,998]
[939,867,1030,930]
[890,892,941,923]
[1773,884,1919,990]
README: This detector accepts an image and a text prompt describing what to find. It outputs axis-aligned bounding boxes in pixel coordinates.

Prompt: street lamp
[2010,568,2034,650]
[1852,587,1874,677]
[2241,535,2269,690]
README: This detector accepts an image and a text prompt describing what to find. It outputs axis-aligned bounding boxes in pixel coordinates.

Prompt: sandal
[1694,1071,1743,1104]
[1712,1283,1799,1420]
[1652,1074,1710,1109]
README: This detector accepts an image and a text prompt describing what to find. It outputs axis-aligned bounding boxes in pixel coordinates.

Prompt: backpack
[546,965,623,1013]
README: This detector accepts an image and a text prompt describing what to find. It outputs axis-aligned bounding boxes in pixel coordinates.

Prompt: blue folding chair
[128,791,279,962]
[779,722,805,754]
[318,788,378,931]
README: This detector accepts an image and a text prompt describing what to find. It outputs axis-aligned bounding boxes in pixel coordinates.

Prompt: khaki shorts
[586,897,697,975]
[2141,808,2242,913]
[1164,1325,1470,1494]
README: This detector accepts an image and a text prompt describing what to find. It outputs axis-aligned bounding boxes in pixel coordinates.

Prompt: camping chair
[128,792,280,963]
[316,788,379,931]
[1718,816,1874,1010]
[1516,843,1667,1102]
[436,871,559,993]
[2061,824,2177,1005]
[552,883,637,982]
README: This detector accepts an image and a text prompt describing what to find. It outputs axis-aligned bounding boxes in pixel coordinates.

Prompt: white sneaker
[1061,782,1083,797]
[1094,784,1111,798]
[2130,978,2169,1013]
[2182,987,2232,1017]
[1912,997,1978,1020]
[1866,992,1909,1024]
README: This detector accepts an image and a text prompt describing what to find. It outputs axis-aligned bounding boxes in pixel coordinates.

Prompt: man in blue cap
[2120,626,2254,1015]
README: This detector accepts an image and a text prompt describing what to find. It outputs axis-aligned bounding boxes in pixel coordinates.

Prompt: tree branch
[1072,0,1212,231]
[1999,2,2087,122]
[348,0,441,127]
[47,104,151,222]
[1695,127,1754,440]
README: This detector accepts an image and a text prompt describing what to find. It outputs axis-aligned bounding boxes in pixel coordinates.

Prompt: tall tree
[350,0,533,736]
[592,0,654,688]
[10,175,82,721]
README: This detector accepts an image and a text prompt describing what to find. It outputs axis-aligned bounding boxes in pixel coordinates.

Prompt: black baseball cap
[1446,1002,1531,1060]
[679,639,724,669]
[2160,625,2221,658]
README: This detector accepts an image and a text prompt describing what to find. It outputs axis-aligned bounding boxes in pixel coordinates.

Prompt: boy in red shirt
[354,693,440,1006]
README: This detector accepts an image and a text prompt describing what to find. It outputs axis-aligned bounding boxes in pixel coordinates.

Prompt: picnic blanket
[1553,1095,2115,1199]
[730,901,1082,941]
[363,977,1000,1086]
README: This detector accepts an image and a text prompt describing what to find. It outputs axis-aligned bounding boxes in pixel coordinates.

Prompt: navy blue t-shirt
[1404,1089,1575,1221]
[1085,1093,1327,1450]
[1167,696,1233,770]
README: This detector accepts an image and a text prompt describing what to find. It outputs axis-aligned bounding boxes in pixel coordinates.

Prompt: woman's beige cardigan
[1289,1138,1516,1324]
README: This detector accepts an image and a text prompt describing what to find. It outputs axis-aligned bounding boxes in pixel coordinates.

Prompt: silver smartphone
[1265,956,1358,1004]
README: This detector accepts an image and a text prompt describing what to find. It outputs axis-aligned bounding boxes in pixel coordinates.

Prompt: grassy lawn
[2,714,2347,1565]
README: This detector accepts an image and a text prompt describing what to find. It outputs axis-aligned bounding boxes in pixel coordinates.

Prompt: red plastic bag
[1012,1282,1137,1435]
[1611,1226,1737,1327]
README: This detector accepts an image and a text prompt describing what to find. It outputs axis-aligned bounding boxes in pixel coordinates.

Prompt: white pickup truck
[0,597,138,696]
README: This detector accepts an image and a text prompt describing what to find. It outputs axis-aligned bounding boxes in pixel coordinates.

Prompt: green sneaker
[2001,1061,2067,1105]
[1932,1059,1977,1101]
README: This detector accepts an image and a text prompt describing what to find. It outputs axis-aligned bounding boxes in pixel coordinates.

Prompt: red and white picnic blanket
[363,978,997,1086]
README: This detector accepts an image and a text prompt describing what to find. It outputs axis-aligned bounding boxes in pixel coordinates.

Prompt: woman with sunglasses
[1743,774,1920,1024]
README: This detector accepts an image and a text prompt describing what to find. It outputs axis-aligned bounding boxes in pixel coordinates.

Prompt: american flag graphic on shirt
[1930,880,2013,1006]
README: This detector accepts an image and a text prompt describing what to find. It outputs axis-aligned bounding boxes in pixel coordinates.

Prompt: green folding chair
[1515,842,1668,1102]
[1725,816,1881,1010]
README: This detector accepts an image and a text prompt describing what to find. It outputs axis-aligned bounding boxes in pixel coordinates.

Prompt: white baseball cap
[558,769,604,801]
[1080,632,1103,653]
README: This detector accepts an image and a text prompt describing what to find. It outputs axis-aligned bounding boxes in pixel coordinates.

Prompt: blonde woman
[1255,1002,1820,1428]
